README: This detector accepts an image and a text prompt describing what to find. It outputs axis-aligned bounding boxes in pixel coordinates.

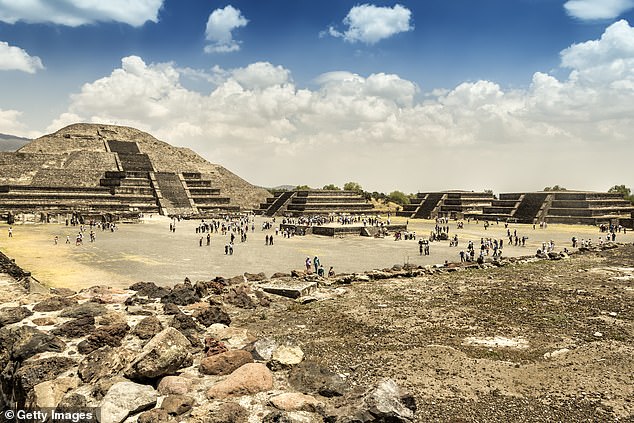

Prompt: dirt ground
[239,245,634,422]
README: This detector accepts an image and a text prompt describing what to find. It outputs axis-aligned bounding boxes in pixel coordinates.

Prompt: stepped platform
[280,223,407,237]
[398,191,494,219]
[258,190,374,217]
[472,191,634,225]
[0,124,270,219]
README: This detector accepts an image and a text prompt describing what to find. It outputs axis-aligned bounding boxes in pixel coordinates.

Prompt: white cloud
[0,109,40,138]
[0,41,44,73]
[564,0,634,20]
[0,0,163,27]
[204,5,248,53]
[327,3,413,44]
[45,20,634,192]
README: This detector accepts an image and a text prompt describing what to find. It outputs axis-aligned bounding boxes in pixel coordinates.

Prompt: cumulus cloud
[564,0,634,20]
[0,41,44,73]
[0,109,39,138]
[46,20,634,192]
[204,5,248,53]
[0,0,163,27]
[326,3,413,44]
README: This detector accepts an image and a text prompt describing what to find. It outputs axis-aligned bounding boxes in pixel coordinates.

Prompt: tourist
[265,235,269,245]
[305,257,312,272]
[314,256,320,273]
[318,265,325,277]
[207,233,211,246]
[328,266,335,277]
[54,236,58,245]
[199,237,203,247]
[8,227,12,237]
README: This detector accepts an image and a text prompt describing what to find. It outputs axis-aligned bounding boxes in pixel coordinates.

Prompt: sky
[1,0,634,194]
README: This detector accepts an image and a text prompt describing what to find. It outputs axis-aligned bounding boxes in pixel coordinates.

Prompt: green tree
[295,184,311,190]
[343,181,363,192]
[387,190,410,205]
[608,185,634,203]
[544,185,566,191]
[322,184,340,190]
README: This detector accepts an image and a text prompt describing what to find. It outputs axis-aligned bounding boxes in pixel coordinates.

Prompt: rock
[594,331,603,337]
[77,323,130,354]
[160,286,200,306]
[100,381,158,423]
[28,377,79,408]
[96,311,128,326]
[129,281,170,298]
[270,272,290,279]
[193,305,231,326]
[15,356,76,396]
[78,347,136,383]
[11,326,66,361]
[269,345,304,371]
[32,296,77,312]
[0,306,33,327]
[255,290,272,307]
[77,286,132,304]
[133,315,164,340]
[51,316,95,338]
[544,348,571,359]
[161,394,195,416]
[204,336,228,357]
[225,285,256,309]
[227,275,246,285]
[262,411,292,422]
[270,393,324,413]
[206,363,273,399]
[206,325,256,349]
[200,350,253,375]
[170,312,199,332]
[362,379,416,422]
[157,376,193,395]
[289,361,346,397]
[137,409,170,423]
[253,338,277,361]
[125,327,193,381]
[162,302,181,315]
[59,302,108,318]
[32,317,56,326]
[244,272,267,282]
[261,281,318,299]
[207,403,249,423]
[57,392,88,411]
[50,287,76,297]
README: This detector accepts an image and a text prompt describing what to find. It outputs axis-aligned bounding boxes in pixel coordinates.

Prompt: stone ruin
[258,189,375,217]
[0,124,269,220]
[398,190,634,227]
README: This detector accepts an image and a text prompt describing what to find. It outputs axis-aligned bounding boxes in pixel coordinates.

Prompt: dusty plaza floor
[0,215,632,289]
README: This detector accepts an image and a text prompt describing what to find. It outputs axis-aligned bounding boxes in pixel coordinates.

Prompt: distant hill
[0,133,30,152]
[270,184,296,191]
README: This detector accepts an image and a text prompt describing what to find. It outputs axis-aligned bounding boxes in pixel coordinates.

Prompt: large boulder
[11,326,66,361]
[77,323,130,354]
[32,296,77,312]
[51,316,95,338]
[14,357,76,402]
[224,286,256,309]
[0,306,33,327]
[129,282,170,299]
[157,376,193,396]
[199,350,253,375]
[59,302,108,318]
[99,381,158,423]
[160,286,200,306]
[206,363,273,399]
[133,315,164,340]
[193,305,231,327]
[78,347,136,383]
[125,327,193,381]
[160,394,195,416]
[28,377,80,408]
[269,393,324,413]
[355,379,416,422]
[268,345,304,371]
[206,325,255,350]
[288,361,346,397]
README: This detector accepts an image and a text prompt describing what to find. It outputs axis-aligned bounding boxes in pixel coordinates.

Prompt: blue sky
[1,0,634,193]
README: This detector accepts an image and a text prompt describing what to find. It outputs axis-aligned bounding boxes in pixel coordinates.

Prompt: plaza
[1,215,630,290]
